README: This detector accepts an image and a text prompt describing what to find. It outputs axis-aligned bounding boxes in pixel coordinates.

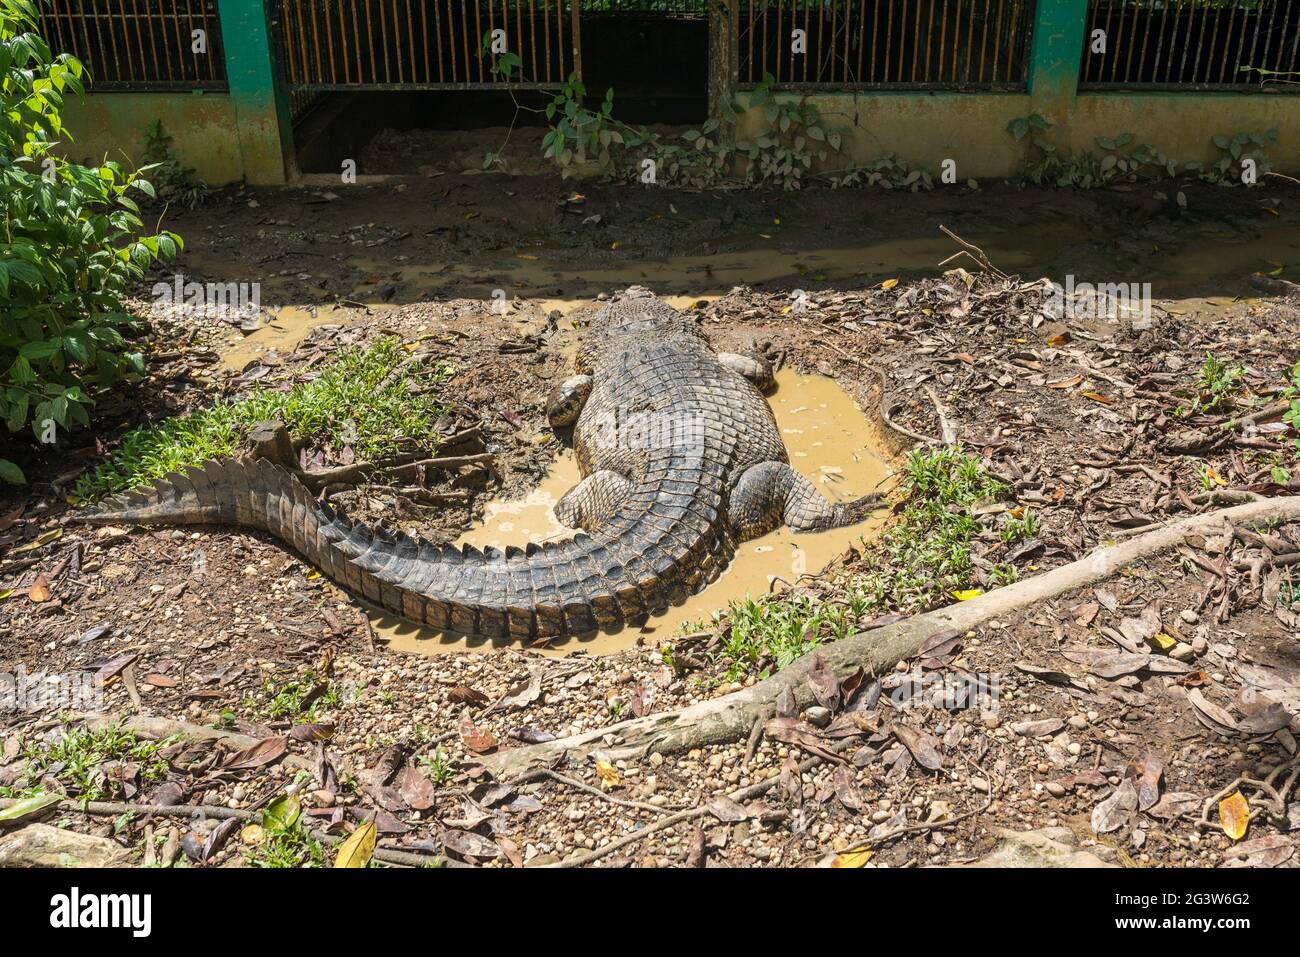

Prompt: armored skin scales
[78,288,884,639]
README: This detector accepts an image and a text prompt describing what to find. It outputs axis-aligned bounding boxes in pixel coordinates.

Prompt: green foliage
[855,446,1007,612]
[1006,112,1051,142]
[246,794,326,868]
[248,670,339,721]
[1279,360,1300,453]
[1007,111,1279,189]
[0,0,181,483]
[141,119,207,208]
[417,745,455,787]
[73,337,454,500]
[715,594,858,680]
[1193,352,1244,412]
[826,152,934,191]
[1,723,174,802]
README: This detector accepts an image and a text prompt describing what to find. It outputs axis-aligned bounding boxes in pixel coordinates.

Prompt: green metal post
[1028,0,1089,105]
[217,0,292,184]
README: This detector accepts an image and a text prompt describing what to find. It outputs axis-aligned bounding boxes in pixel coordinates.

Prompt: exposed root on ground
[480,495,1300,781]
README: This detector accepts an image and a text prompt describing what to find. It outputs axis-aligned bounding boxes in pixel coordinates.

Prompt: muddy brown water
[211,221,1300,368]
[371,369,893,656]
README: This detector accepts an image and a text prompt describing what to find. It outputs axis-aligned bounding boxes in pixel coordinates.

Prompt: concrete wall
[58,93,245,185]
[735,90,1300,179]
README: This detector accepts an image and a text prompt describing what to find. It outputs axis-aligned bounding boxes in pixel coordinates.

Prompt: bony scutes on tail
[77,288,885,639]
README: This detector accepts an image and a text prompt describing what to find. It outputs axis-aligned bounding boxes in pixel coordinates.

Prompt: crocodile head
[575,286,705,373]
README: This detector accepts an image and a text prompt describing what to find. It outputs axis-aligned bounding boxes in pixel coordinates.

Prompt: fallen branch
[937,225,1007,280]
[0,796,456,868]
[479,495,1300,780]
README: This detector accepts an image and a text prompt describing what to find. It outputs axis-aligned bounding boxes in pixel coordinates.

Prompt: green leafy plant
[246,794,326,869]
[1,723,174,802]
[0,0,181,484]
[417,745,455,786]
[855,446,1007,612]
[1008,112,1278,189]
[141,119,207,208]
[73,337,454,500]
[1193,352,1244,412]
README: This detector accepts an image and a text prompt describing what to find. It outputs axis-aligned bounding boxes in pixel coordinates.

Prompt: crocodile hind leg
[716,352,775,392]
[555,469,631,533]
[729,461,883,540]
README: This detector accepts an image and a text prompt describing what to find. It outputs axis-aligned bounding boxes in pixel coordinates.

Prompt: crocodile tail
[74,457,730,640]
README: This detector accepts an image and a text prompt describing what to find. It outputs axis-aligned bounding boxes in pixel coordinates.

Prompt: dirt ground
[1,163,1299,868]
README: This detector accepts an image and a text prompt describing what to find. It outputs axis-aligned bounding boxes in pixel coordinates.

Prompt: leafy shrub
[0,0,180,483]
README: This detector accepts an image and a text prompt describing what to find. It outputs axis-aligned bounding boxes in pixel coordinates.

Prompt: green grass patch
[73,337,454,501]
[0,723,175,802]
[245,670,339,722]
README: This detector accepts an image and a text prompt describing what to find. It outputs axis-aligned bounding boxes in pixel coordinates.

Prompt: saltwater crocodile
[79,288,883,639]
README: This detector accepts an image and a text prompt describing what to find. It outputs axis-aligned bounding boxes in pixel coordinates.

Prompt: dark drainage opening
[580,10,709,124]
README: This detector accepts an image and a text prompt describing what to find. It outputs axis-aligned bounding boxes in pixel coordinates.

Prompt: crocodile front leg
[730,461,884,539]
[555,469,631,533]
[546,374,594,427]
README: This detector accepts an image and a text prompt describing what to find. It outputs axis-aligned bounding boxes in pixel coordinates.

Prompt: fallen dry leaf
[1219,792,1250,841]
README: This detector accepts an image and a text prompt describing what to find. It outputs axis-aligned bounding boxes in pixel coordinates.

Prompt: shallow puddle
[220,304,341,370]
[372,368,893,656]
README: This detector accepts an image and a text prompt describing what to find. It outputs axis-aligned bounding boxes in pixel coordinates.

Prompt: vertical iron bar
[1190,0,1211,84]
[1203,0,1224,84]
[937,0,949,80]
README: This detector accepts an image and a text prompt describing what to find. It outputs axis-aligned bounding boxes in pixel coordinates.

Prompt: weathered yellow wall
[738,92,1300,179]
[59,93,245,185]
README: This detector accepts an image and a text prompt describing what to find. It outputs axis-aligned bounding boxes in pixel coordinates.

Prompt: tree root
[1196,754,1300,832]
[479,495,1300,781]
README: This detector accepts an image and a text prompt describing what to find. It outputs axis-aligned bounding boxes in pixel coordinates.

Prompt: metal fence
[737,0,1034,88]
[1080,0,1300,90]
[40,0,227,90]
[275,0,581,89]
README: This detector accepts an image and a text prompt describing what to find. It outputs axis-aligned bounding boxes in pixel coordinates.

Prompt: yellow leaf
[0,589,13,602]
[1148,632,1177,652]
[880,278,899,290]
[1204,466,1226,487]
[773,217,781,225]
[1046,332,1070,347]
[610,241,619,250]
[240,824,265,846]
[951,589,983,601]
[304,569,322,580]
[1219,792,1249,841]
[334,819,377,868]
[1081,391,1113,405]
[594,759,620,790]
[12,528,62,555]
[832,848,873,868]
[516,253,539,260]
